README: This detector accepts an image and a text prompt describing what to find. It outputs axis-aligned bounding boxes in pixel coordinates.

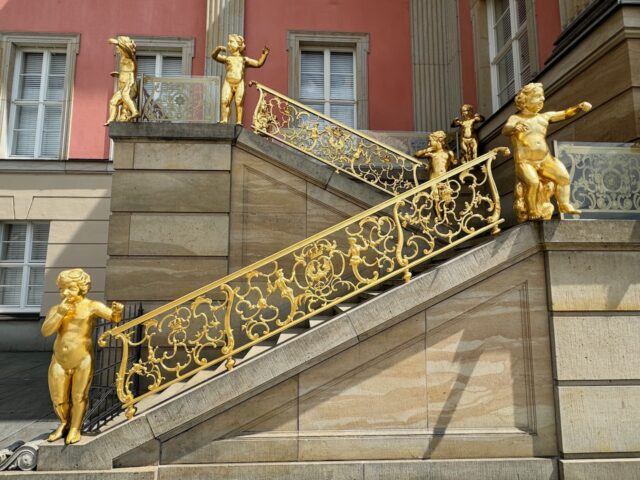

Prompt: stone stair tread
[335,302,359,312]
[277,327,308,344]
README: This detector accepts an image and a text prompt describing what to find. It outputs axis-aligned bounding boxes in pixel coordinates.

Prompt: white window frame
[8,48,67,159]
[487,0,534,111]
[288,31,369,129]
[127,36,194,77]
[0,33,79,160]
[299,47,358,128]
[0,222,49,313]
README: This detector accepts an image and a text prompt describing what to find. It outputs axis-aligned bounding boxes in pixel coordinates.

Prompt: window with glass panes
[137,53,183,79]
[0,223,49,311]
[9,50,67,158]
[300,49,356,127]
[488,0,533,110]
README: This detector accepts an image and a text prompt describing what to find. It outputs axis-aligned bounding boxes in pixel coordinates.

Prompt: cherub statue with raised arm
[211,34,269,124]
[41,269,123,444]
[502,82,591,222]
[105,36,139,125]
[451,104,484,163]
[414,130,457,181]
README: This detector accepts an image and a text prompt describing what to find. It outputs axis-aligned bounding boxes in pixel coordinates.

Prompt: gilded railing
[250,81,423,195]
[99,147,508,419]
[139,76,220,123]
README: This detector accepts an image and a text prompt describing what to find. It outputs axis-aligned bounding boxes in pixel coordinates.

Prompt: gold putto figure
[414,130,457,180]
[451,104,484,163]
[105,36,139,125]
[212,34,269,124]
[502,82,591,222]
[41,269,123,444]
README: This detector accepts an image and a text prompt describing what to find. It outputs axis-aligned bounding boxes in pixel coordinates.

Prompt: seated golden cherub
[105,36,139,125]
[211,34,269,124]
[502,82,591,222]
[41,269,123,444]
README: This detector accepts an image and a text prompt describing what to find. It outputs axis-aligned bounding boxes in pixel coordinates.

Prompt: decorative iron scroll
[250,81,424,196]
[99,148,507,420]
[139,76,220,123]
[555,142,640,219]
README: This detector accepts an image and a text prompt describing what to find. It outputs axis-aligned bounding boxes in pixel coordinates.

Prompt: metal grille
[84,303,143,433]
[139,76,220,123]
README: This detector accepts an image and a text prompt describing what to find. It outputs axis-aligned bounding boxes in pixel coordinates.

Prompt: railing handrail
[103,147,507,338]
[249,81,423,167]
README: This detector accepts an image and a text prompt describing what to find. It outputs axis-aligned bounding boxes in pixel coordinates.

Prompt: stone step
[276,328,308,344]
[334,302,359,313]
[154,458,558,480]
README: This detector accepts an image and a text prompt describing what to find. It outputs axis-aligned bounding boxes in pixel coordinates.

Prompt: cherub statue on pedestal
[502,82,591,222]
[211,34,269,124]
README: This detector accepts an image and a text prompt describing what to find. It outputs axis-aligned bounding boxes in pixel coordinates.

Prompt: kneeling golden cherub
[41,269,123,444]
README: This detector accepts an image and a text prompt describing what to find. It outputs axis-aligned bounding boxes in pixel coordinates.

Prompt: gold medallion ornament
[105,36,139,125]
[502,82,591,222]
[41,269,123,444]
[211,34,269,124]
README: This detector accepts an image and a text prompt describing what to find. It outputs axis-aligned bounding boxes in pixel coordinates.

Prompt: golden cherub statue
[105,36,139,126]
[502,82,591,222]
[451,104,484,163]
[41,269,123,444]
[211,34,269,124]
[414,130,457,180]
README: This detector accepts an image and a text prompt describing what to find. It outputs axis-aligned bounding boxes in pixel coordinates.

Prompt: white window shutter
[329,52,354,101]
[300,51,324,100]
[161,56,183,76]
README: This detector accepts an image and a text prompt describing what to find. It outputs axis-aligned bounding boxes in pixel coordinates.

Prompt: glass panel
[30,243,48,262]
[496,49,514,93]
[32,223,50,243]
[518,31,531,83]
[330,52,354,101]
[330,103,355,127]
[302,102,325,114]
[300,51,324,100]
[494,9,512,52]
[46,53,66,101]
[0,267,23,306]
[493,0,510,19]
[137,55,157,78]
[41,105,62,157]
[12,106,38,156]
[516,0,528,27]
[28,266,44,286]
[18,52,43,100]
[161,56,183,77]
[1,224,27,261]
[27,285,43,306]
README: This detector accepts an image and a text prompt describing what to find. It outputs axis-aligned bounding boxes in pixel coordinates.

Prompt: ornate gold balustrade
[99,147,508,420]
[250,81,424,195]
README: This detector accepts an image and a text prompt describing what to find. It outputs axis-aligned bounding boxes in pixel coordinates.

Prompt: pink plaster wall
[535,0,561,66]
[244,0,414,131]
[0,0,207,159]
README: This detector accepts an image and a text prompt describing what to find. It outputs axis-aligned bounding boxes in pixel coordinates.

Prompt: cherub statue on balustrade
[105,36,139,125]
[41,269,123,444]
[451,104,484,163]
[414,131,458,220]
[211,34,269,124]
[502,82,591,222]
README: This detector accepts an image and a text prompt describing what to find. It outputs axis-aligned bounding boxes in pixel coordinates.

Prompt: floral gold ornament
[250,82,422,195]
[105,36,139,125]
[502,82,591,222]
[451,104,484,163]
[98,147,507,420]
[212,34,269,124]
[41,269,123,444]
